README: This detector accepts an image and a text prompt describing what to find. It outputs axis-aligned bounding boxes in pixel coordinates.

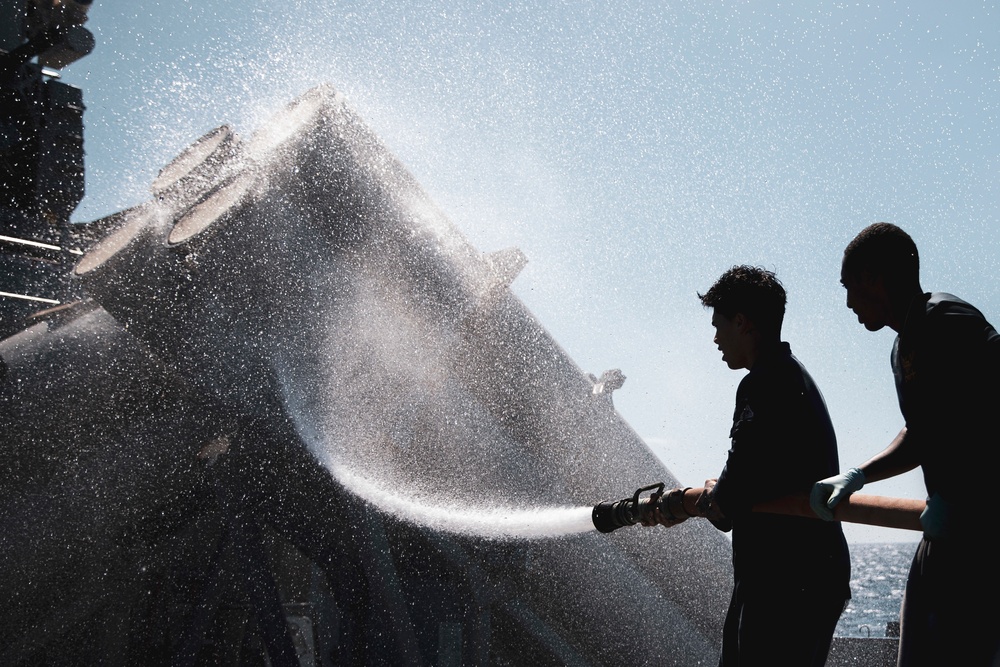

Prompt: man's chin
[863,321,885,332]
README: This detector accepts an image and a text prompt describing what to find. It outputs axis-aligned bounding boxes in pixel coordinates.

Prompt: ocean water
[835,542,919,638]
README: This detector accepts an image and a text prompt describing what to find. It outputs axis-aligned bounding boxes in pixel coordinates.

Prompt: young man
[649,265,851,666]
[811,222,1000,666]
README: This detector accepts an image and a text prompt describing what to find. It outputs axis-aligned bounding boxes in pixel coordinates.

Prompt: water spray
[593,483,926,533]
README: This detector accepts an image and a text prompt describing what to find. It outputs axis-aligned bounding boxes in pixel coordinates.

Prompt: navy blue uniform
[892,293,1000,667]
[712,342,850,667]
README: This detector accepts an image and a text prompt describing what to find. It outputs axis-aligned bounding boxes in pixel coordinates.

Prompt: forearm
[856,427,921,484]
[667,484,723,521]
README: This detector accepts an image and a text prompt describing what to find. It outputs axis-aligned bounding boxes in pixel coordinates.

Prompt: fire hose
[592,482,925,534]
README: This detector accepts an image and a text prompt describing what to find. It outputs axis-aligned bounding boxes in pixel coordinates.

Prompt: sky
[59,1,999,543]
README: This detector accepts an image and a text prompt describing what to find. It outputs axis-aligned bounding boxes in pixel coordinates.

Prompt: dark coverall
[892,293,1000,667]
[711,342,851,667]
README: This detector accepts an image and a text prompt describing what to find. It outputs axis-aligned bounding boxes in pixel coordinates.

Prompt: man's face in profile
[711,309,750,370]
[841,267,890,332]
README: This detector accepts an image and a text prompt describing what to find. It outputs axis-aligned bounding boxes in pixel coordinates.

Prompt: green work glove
[809,467,865,521]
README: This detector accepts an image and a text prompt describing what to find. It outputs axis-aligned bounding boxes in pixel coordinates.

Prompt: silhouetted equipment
[0,84,737,665]
[1,0,93,337]
[2,0,94,70]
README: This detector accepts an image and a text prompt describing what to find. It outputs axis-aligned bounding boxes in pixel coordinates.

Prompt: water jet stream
[332,464,596,539]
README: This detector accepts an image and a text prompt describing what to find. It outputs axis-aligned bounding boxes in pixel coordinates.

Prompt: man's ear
[734,312,752,334]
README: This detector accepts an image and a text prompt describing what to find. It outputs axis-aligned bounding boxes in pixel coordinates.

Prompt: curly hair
[842,222,920,289]
[699,265,786,336]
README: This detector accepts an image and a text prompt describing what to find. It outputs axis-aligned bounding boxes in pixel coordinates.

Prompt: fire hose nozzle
[592,482,665,533]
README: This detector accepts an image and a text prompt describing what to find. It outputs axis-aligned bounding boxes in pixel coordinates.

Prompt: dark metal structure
[1,0,98,339]
[1,82,735,665]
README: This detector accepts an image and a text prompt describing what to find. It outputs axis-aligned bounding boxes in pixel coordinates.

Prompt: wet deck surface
[827,637,898,666]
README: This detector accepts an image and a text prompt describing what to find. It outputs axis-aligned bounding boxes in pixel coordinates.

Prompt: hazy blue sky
[64,1,999,542]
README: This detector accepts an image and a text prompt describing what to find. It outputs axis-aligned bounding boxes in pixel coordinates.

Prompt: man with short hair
[811,222,1000,666]
[649,265,850,666]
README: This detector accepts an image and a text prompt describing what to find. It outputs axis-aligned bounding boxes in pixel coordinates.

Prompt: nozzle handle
[632,482,665,506]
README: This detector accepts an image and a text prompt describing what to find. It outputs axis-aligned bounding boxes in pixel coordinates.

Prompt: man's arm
[810,427,920,520]
[857,427,921,482]
[640,479,729,529]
